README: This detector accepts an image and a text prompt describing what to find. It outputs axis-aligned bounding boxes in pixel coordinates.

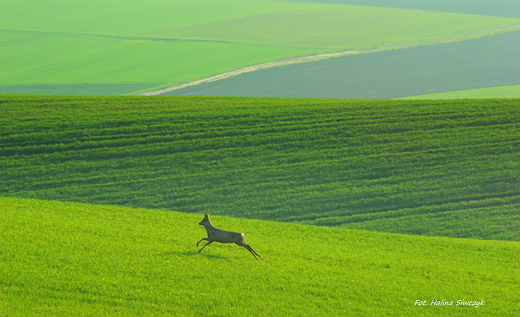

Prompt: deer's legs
[196,238,208,247]
[197,240,213,253]
[236,242,260,259]
[247,246,261,259]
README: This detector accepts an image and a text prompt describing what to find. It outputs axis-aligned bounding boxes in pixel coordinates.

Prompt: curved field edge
[401,85,520,99]
[1,95,519,242]
[1,197,519,316]
[145,23,520,96]
[161,30,520,99]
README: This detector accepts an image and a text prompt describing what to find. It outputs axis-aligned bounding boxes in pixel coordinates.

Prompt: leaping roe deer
[197,213,260,259]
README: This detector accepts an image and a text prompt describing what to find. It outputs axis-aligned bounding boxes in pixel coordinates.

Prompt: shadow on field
[159,251,230,260]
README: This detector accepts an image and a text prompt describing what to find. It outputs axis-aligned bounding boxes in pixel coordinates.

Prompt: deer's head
[199,213,210,226]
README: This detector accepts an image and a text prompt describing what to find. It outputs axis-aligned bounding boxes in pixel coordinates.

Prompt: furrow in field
[0,29,243,44]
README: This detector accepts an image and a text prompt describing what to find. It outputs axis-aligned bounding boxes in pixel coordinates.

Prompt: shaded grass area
[1,95,519,241]
[1,197,519,316]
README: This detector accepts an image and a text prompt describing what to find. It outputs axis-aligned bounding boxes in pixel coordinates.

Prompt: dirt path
[138,24,520,96]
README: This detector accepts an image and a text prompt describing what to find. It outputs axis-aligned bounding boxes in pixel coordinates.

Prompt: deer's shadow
[160,251,230,260]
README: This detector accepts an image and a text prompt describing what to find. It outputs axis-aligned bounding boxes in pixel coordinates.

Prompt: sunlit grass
[1,197,519,316]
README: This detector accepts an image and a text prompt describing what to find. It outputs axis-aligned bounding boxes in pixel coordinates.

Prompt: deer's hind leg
[236,241,260,259]
[247,245,261,259]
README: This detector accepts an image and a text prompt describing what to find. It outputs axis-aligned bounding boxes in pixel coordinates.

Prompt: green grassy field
[0,30,314,94]
[144,5,515,49]
[402,85,520,99]
[1,196,519,316]
[1,95,519,241]
[1,0,519,95]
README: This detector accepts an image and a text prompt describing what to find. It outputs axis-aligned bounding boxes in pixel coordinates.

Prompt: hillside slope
[1,197,519,316]
[1,95,519,241]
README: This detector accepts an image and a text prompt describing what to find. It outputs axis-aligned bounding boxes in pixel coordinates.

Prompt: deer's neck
[204,222,216,233]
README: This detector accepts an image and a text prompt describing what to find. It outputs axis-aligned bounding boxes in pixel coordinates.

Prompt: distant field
[0,30,314,95]
[166,30,520,98]
[144,5,515,49]
[402,85,520,99]
[1,95,519,241]
[2,197,519,316]
[1,0,519,95]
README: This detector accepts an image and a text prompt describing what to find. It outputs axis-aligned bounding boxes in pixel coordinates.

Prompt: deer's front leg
[198,241,213,253]
[197,238,208,247]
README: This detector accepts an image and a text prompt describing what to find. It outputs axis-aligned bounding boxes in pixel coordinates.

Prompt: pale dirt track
[138,24,520,96]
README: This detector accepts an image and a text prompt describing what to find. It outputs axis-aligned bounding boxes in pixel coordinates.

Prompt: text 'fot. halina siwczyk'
[414,299,485,307]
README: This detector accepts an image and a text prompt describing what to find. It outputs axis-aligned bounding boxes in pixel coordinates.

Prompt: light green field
[1,0,519,95]
[402,85,520,99]
[144,5,517,49]
[0,30,315,94]
[1,197,519,316]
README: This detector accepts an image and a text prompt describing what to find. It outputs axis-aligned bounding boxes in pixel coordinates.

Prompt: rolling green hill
[1,0,519,95]
[1,196,519,316]
[1,95,519,241]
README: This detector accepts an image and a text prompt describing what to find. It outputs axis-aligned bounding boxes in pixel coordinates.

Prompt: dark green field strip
[1,95,519,240]
[2,106,517,156]
[2,129,517,185]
